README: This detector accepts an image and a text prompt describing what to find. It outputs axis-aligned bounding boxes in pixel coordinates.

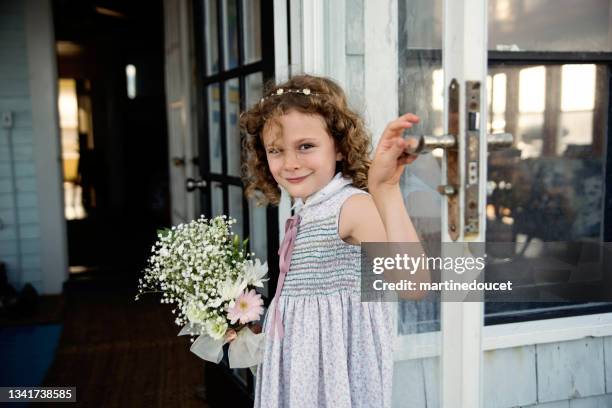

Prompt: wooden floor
[37,277,209,407]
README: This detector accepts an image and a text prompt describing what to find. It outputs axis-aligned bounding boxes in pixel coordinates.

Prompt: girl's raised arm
[339,113,430,299]
[368,113,421,243]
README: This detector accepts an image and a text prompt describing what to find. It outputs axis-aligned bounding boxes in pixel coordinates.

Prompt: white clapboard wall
[163,0,198,225]
[0,0,42,292]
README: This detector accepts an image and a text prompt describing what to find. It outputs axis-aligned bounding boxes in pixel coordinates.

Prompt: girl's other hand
[368,113,420,192]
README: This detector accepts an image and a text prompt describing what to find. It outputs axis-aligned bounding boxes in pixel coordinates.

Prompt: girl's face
[262,110,342,201]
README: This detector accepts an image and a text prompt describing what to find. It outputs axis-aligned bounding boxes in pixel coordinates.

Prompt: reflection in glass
[211,182,224,217]
[248,197,268,296]
[245,71,263,109]
[486,63,604,241]
[399,0,612,52]
[229,185,243,238]
[241,0,261,64]
[400,0,443,50]
[487,64,607,241]
[399,0,443,336]
[488,0,612,52]
[207,84,222,173]
[485,63,607,321]
[222,0,239,70]
[225,79,241,176]
[204,0,219,75]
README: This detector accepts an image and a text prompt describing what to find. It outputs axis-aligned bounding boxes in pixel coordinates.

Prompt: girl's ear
[335,150,343,161]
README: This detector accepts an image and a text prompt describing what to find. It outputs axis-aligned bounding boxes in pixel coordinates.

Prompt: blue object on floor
[0,324,62,387]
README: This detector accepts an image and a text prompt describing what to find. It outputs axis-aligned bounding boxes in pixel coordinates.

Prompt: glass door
[192,0,278,404]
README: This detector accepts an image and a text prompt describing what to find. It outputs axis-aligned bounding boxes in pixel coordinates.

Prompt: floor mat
[0,324,63,387]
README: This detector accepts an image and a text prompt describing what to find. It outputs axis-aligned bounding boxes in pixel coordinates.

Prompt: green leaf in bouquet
[231,234,242,259]
[242,238,249,255]
[156,227,172,239]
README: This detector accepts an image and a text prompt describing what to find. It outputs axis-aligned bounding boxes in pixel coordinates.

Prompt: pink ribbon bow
[270,213,301,340]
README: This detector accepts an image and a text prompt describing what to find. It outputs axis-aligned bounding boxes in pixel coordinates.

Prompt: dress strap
[270,213,301,340]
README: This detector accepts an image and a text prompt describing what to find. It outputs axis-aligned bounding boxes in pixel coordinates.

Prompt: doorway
[53,0,170,281]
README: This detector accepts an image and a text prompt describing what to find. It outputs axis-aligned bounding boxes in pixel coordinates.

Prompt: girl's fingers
[400,112,420,123]
[382,113,419,138]
[387,120,414,130]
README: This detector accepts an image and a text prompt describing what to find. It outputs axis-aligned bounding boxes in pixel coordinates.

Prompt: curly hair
[240,74,372,206]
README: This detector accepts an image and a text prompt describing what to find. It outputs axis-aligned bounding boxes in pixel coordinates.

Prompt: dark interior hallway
[37,277,209,407]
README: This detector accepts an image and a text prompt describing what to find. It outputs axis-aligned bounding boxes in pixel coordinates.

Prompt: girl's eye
[299,144,314,150]
[267,148,280,155]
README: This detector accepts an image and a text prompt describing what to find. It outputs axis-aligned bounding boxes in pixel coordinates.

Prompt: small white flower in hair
[303,88,311,95]
[276,88,284,95]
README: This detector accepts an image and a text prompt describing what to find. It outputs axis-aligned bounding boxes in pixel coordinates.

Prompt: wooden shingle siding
[484,346,537,407]
[392,335,612,407]
[537,338,605,402]
[567,394,612,407]
[392,358,429,407]
[0,0,43,292]
[523,401,570,408]
[603,336,612,394]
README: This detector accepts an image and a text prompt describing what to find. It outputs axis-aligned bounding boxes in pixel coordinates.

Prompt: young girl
[240,74,427,408]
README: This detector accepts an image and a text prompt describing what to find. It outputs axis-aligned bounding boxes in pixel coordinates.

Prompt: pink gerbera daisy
[227,289,264,325]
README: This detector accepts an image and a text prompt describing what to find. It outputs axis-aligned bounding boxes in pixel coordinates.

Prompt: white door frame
[440,0,488,406]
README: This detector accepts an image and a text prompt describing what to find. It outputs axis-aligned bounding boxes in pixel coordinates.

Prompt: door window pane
[485,62,607,321]
[400,0,442,50]
[222,0,239,70]
[211,181,224,217]
[225,78,241,176]
[489,0,612,52]
[207,84,222,173]
[486,63,605,241]
[248,197,268,296]
[399,0,444,336]
[241,0,261,64]
[204,0,219,75]
[229,185,244,238]
[245,71,263,109]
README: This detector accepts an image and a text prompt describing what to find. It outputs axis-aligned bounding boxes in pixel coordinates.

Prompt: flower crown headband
[259,87,322,105]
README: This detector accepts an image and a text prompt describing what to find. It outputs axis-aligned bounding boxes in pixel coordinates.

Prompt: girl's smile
[285,174,311,183]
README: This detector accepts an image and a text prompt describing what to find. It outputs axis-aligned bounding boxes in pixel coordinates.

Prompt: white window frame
[394,311,612,361]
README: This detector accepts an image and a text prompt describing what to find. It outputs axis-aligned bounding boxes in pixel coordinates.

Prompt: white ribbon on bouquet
[178,323,265,375]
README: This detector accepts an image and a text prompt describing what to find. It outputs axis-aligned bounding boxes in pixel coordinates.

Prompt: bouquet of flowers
[136,215,268,370]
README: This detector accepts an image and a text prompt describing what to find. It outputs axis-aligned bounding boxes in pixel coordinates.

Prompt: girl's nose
[283,151,301,170]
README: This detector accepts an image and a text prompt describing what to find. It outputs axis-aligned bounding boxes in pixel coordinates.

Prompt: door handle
[404,132,513,155]
[402,79,514,240]
[186,178,207,192]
